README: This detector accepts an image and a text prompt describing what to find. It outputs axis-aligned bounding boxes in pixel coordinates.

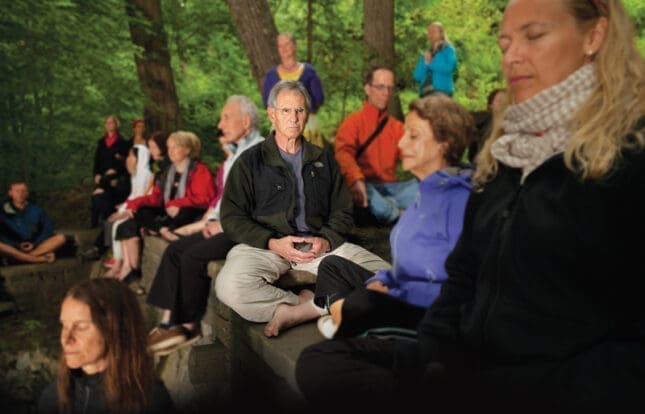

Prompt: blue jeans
[366,179,418,224]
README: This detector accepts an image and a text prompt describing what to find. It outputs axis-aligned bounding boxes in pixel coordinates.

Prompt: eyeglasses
[370,84,397,93]
[275,107,308,117]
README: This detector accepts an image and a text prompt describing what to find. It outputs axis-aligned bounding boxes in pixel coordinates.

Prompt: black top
[38,370,176,414]
[417,117,645,409]
[92,133,130,177]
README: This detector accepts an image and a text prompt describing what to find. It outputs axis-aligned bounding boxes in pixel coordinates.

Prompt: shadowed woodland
[1,0,643,224]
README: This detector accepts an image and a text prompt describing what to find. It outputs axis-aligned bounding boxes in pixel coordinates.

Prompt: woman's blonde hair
[103,114,120,131]
[429,21,451,45]
[168,130,202,159]
[474,0,644,186]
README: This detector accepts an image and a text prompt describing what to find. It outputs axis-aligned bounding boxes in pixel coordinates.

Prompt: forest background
[1,0,644,204]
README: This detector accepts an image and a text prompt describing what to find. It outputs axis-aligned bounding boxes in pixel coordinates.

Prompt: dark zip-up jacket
[221,132,353,250]
[92,133,130,178]
[417,118,645,408]
[38,370,175,413]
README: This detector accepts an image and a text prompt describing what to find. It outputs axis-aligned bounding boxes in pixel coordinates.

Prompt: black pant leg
[133,207,165,231]
[315,255,375,300]
[91,192,117,220]
[296,337,400,413]
[175,232,236,324]
[168,207,205,230]
[335,289,426,338]
[146,232,203,312]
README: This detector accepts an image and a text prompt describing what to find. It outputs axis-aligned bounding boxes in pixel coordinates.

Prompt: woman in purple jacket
[314,93,474,339]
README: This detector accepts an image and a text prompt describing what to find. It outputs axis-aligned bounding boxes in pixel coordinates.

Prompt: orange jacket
[334,101,404,188]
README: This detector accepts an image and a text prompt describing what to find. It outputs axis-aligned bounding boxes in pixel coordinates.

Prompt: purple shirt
[262,63,325,112]
[365,167,472,308]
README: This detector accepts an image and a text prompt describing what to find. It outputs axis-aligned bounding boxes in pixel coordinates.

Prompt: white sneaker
[316,315,338,339]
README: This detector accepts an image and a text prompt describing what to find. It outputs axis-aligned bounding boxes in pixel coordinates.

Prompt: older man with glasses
[334,65,419,225]
[215,80,389,338]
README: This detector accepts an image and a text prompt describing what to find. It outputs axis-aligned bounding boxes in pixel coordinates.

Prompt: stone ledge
[232,314,322,392]
[139,234,321,409]
[0,258,95,317]
[0,228,99,317]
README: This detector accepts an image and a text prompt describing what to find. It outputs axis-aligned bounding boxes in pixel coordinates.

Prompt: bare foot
[264,289,318,338]
[43,253,55,263]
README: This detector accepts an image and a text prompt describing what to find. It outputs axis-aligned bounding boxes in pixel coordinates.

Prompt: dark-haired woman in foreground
[38,278,175,413]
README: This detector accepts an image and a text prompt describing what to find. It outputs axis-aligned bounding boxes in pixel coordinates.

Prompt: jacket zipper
[481,181,524,345]
[83,384,90,414]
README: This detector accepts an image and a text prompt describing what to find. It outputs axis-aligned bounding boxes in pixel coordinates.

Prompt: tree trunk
[126,0,182,132]
[225,0,279,93]
[363,0,403,120]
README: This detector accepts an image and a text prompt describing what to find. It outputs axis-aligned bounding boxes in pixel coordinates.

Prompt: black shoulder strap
[355,116,389,159]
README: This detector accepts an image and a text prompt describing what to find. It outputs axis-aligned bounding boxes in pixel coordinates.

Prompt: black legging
[114,206,206,241]
[296,337,423,413]
[315,255,425,338]
[146,231,236,324]
[297,335,622,414]
[133,206,205,233]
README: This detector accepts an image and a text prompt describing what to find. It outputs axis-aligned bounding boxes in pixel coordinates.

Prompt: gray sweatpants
[214,242,390,322]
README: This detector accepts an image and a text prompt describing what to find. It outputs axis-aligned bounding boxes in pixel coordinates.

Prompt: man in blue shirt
[0,181,67,264]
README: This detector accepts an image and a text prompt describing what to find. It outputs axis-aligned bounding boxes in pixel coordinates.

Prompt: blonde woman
[297,1,645,411]
[412,21,457,97]
[113,131,215,284]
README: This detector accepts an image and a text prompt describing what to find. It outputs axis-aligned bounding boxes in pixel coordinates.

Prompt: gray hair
[226,95,259,130]
[266,80,311,113]
[278,32,296,45]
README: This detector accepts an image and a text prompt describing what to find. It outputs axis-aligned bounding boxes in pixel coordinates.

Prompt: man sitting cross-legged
[0,181,67,265]
[215,80,389,338]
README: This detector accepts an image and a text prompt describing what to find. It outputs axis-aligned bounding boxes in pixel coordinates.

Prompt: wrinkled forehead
[276,89,306,106]
[221,101,241,118]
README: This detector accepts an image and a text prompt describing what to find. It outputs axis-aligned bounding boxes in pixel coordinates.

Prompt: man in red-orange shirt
[334,66,418,224]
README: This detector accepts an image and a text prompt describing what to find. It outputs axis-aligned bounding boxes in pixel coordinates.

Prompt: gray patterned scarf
[491,63,595,182]
[163,159,194,203]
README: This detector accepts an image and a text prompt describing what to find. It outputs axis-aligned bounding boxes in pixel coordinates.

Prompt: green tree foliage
[0,0,141,194]
[268,0,367,137]
[0,0,643,199]
[162,0,258,168]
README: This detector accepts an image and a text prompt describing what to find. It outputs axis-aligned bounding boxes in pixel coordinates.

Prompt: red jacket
[126,161,215,211]
[334,101,404,188]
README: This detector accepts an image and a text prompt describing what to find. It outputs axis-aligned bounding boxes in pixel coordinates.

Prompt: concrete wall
[139,235,323,413]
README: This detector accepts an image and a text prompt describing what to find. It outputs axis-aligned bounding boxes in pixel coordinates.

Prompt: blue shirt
[0,202,54,248]
[413,43,457,96]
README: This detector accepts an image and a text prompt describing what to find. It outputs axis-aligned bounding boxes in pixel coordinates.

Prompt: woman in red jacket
[112,131,215,287]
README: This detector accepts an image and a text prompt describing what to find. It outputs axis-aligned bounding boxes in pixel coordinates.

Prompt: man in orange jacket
[334,66,418,225]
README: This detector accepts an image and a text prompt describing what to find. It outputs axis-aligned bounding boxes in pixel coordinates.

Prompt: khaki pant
[215,242,390,322]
